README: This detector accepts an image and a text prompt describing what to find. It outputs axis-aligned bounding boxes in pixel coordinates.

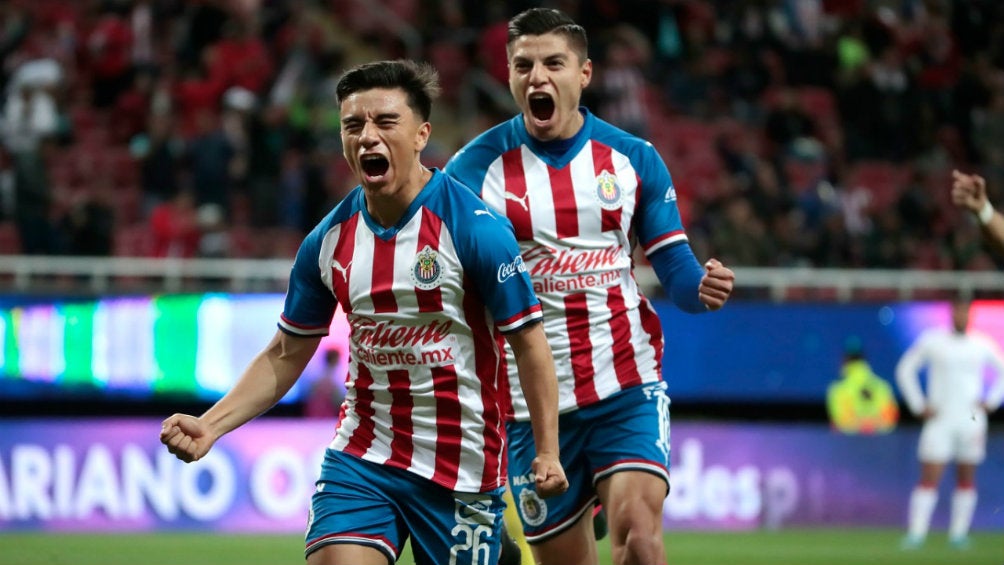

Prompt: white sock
[907,487,938,540]
[948,488,977,541]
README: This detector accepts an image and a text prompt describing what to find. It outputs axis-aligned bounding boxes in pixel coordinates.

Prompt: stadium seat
[798,86,839,127]
[846,161,910,212]
[783,157,826,194]
[113,224,153,257]
[0,221,22,254]
[427,41,470,102]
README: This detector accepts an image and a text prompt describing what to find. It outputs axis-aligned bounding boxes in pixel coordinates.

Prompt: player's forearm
[895,360,927,415]
[649,243,706,313]
[200,331,321,439]
[979,206,1004,253]
[508,324,561,457]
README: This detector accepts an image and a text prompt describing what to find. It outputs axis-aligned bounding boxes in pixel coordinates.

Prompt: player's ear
[415,120,431,152]
[580,58,593,89]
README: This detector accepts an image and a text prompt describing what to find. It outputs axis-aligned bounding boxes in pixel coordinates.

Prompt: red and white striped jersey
[280,170,542,492]
[446,109,687,419]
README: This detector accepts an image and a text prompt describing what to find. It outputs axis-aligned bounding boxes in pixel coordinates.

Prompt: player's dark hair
[335,60,440,121]
[507,8,588,63]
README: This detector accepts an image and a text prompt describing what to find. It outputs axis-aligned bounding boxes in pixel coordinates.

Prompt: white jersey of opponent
[447,109,687,420]
[280,170,542,493]
[896,328,1004,463]
[895,328,1004,420]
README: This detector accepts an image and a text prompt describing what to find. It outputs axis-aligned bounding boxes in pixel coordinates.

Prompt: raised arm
[160,330,323,462]
[952,170,1004,254]
[504,322,568,498]
[648,244,735,313]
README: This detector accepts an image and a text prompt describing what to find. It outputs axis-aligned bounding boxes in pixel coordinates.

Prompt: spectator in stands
[722,48,772,124]
[971,90,1004,172]
[951,54,996,166]
[764,87,817,159]
[187,107,234,215]
[897,169,939,239]
[594,24,651,138]
[112,66,156,144]
[57,183,114,256]
[173,56,227,139]
[711,198,775,266]
[149,189,201,258]
[276,146,312,233]
[863,206,908,268]
[242,97,286,229]
[195,202,229,259]
[2,59,64,254]
[911,8,961,127]
[209,19,274,95]
[1,0,1002,274]
[864,45,922,161]
[131,111,185,217]
[84,3,133,108]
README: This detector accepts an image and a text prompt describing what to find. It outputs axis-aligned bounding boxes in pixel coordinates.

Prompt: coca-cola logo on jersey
[349,316,453,348]
[496,256,527,283]
[521,244,625,276]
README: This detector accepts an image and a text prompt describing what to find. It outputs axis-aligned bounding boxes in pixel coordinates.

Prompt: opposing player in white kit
[160,60,567,565]
[895,298,1004,549]
[446,8,734,565]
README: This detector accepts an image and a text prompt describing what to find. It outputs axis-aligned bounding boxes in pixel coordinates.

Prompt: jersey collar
[514,107,593,169]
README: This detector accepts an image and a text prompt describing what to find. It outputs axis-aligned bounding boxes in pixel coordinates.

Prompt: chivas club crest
[594,170,622,210]
[518,488,548,527]
[411,245,442,290]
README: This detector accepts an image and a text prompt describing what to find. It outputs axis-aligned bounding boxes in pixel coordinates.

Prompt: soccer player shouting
[446,8,734,565]
[161,60,566,565]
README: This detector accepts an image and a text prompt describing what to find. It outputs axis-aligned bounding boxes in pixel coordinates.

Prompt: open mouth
[360,154,389,177]
[529,93,555,121]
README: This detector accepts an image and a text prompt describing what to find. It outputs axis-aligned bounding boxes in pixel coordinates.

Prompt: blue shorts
[506,381,671,543]
[305,449,507,564]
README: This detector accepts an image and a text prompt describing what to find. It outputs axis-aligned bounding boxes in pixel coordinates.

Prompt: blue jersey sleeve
[631,142,688,256]
[444,148,485,197]
[280,222,338,336]
[648,243,706,313]
[445,119,516,197]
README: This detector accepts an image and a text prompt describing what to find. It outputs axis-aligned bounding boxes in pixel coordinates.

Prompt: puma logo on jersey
[504,190,530,212]
[332,259,352,280]
[474,208,493,217]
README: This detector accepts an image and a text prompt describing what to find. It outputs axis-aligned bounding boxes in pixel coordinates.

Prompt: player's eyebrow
[341,111,402,125]
[512,52,569,65]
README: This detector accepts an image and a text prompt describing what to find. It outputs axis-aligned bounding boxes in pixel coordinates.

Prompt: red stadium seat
[113,224,153,257]
[847,161,910,212]
[798,86,839,126]
[0,221,22,254]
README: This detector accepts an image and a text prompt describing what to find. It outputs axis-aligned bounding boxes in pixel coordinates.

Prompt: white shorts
[917,411,987,464]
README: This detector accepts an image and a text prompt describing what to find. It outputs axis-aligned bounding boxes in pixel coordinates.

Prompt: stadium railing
[0,255,1001,301]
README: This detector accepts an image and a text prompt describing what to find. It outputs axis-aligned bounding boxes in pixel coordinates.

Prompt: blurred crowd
[1,0,1003,271]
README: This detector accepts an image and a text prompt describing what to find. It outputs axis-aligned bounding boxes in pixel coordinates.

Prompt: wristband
[977,200,994,225]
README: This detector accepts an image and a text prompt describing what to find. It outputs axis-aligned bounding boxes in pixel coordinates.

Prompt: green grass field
[2,529,1000,565]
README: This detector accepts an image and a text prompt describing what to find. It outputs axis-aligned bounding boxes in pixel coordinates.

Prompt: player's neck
[365,165,432,228]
